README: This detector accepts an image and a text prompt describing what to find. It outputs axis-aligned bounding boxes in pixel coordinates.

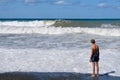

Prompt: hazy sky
[0,0,120,18]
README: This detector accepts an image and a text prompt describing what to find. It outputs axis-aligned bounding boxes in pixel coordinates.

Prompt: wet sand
[0,72,91,80]
[0,72,120,80]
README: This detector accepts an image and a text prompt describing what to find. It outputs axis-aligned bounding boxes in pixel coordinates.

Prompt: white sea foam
[101,24,120,28]
[0,26,119,36]
[0,30,119,78]
[0,21,56,27]
[0,21,120,36]
[0,19,120,80]
[0,48,120,76]
[80,27,120,36]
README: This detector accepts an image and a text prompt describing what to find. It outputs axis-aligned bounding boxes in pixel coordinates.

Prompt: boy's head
[91,39,95,44]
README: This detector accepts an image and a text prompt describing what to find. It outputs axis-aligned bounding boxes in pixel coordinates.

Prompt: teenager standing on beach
[89,39,99,77]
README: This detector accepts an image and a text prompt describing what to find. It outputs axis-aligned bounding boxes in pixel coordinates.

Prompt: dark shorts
[91,55,99,62]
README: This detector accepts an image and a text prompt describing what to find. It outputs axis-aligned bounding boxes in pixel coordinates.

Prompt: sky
[0,0,120,19]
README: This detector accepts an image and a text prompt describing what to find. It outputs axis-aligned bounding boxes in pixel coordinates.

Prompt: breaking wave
[0,20,120,36]
[0,20,56,27]
[0,26,119,36]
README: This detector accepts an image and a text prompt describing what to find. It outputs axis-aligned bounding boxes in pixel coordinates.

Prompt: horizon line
[0,18,120,20]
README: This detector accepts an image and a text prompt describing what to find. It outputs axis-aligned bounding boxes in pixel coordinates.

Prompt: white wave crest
[0,26,119,36]
[81,27,120,36]
[0,21,56,27]
[101,24,120,28]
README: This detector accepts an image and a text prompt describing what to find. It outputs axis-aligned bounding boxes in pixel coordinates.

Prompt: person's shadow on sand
[0,71,119,80]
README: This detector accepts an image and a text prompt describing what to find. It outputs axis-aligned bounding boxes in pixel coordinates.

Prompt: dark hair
[91,39,95,43]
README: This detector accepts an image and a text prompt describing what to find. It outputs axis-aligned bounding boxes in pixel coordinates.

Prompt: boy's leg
[95,62,99,76]
[92,62,95,77]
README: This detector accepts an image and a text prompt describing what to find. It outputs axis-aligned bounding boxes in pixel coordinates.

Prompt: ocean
[0,19,120,36]
[0,19,120,79]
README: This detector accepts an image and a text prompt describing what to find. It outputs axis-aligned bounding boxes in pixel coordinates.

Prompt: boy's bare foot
[91,74,95,77]
[96,74,99,77]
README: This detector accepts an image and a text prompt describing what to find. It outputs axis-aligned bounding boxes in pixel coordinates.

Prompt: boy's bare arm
[90,46,94,61]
